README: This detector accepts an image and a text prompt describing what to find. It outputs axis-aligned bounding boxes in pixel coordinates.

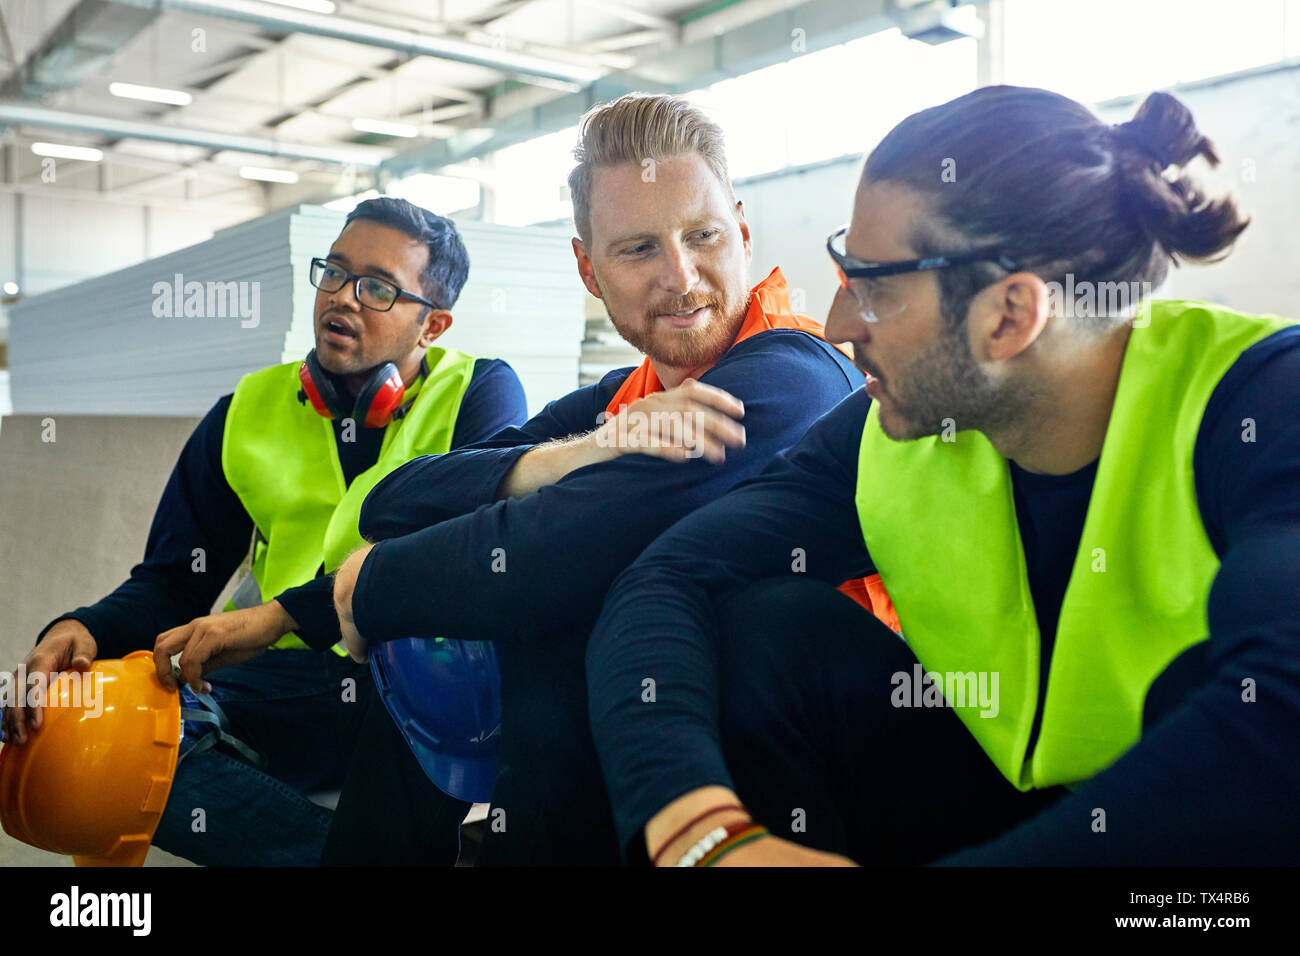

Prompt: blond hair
[568,93,734,244]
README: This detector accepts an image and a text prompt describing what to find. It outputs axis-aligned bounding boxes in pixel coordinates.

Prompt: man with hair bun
[588,86,1300,866]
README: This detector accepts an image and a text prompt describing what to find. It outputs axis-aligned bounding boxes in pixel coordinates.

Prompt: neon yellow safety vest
[854,300,1293,789]
[222,346,479,652]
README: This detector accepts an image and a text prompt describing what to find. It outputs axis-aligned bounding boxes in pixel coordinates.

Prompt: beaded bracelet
[674,818,768,867]
[650,803,746,867]
[699,823,769,866]
[673,824,730,867]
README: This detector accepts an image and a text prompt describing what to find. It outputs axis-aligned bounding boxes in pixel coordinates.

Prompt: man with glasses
[586,86,1300,866]
[2,197,527,866]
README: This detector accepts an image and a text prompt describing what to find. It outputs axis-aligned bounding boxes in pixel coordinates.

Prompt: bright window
[323,174,481,218]
[1001,0,1292,103]
[485,21,976,224]
[387,173,480,216]
[490,125,581,227]
[692,27,977,181]
[471,0,1294,227]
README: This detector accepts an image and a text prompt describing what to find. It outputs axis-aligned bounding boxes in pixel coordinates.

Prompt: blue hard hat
[369,637,503,804]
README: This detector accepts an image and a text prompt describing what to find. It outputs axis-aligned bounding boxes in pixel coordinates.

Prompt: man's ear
[966,272,1051,365]
[572,237,603,300]
[418,309,453,346]
[735,200,752,262]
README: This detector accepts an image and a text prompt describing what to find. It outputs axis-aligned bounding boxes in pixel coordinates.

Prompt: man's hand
[494,379,747,500]
[645,785,855,867]
[705,835,856,867]
[333,543,375,662]
[1,619,98,745]
[154,601,296,693]
[597,378,746,464]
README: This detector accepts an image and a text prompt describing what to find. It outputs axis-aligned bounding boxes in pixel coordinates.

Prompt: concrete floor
[0,827,195,867]
[0,796,489,867]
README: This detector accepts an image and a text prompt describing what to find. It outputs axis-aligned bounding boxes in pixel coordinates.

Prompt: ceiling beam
[0,100,386,166]
[175,49,266,87]
[380,0,990,180]
[0,4,18,68]
[104,0,605,86]
[575,0,677,33]
[8,136,247,190]
[581,29,671,54]
[0,176,263,212]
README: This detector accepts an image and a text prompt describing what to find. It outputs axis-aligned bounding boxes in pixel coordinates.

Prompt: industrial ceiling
[0,0,969,212]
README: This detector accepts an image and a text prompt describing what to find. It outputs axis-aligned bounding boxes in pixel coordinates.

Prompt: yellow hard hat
[0,650,181,866]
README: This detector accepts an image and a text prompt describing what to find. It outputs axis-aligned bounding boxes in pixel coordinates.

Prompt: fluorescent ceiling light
[240,165,300,184]
[30,142,103,162]
[109,82,193,106]
[263,0,337,12]
[352,117,419,138]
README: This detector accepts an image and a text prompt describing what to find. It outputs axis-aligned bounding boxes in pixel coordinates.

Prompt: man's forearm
[494,432,617,500]
[333,543,374,659]
[274,575,344,651]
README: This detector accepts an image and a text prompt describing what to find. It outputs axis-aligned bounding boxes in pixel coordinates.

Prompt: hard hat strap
[179,691,267,769]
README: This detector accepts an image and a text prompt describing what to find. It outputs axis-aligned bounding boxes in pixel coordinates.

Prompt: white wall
[738,156,862,326]
[736,62,1300,325]
[1094,64,1300,318]
[3,193,248,297]
[0,194,16,293]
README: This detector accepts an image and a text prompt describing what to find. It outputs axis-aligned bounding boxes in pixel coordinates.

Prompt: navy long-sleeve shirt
[348,327,863,862]
[587,326,1300,865]
[349,330,861,646]
[41,358,527,659]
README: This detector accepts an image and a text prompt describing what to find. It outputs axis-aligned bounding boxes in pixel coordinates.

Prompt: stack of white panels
[443,218,589,415]
[7,205,584,418]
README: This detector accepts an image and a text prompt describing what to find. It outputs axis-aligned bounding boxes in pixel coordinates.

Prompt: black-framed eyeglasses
[309,257,435,312]
[826,225,1020,322]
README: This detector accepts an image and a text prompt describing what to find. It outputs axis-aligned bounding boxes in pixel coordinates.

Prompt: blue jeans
[152,649,369,866]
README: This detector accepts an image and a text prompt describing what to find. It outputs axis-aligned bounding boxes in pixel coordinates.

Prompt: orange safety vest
[604,266,900,632]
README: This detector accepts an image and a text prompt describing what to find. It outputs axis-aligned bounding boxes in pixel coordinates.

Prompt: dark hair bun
[1111,91,1219,169]
[1112,92,1248,262]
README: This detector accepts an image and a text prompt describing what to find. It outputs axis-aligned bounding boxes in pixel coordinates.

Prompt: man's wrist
[645,786,752,867]
[266,599,297,637]
[583,424,624,462]
[37,614,93,647]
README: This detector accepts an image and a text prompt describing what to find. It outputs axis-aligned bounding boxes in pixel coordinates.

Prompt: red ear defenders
[298,349,406,428]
